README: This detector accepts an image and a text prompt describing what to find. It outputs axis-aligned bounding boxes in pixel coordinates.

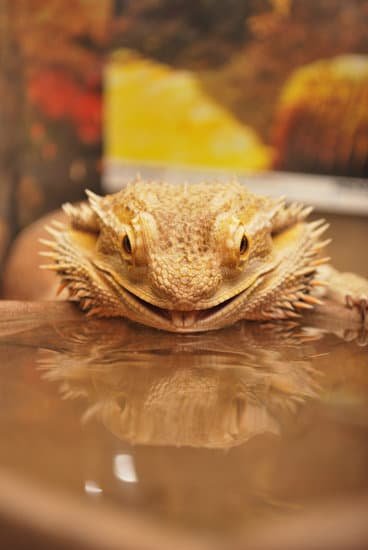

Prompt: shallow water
[0,309,367,541]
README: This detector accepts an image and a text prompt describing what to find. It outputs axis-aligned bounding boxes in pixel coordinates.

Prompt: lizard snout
[149,255,221,309]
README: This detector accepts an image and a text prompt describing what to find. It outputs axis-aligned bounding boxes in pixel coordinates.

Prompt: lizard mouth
[141,296,233,329]
[119,284,254,332]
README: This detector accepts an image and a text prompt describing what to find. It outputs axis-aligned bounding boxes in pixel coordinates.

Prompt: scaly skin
[41,179,368,332]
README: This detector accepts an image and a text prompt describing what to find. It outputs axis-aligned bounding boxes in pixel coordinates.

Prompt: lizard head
[43,179,328,332]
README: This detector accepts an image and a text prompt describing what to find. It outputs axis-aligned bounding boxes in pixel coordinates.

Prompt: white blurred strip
[84,480,103,495]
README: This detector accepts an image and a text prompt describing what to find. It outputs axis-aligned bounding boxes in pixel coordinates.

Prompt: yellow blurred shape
[279,55,368,106]
[105,53,270,171]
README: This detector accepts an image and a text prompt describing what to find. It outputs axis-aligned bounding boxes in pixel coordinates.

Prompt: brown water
[0,308,367,541]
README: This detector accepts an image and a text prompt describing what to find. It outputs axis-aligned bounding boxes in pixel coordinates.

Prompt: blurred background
[1,0,368,274]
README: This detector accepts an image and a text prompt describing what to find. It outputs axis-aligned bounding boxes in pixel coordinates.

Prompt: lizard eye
[239,234,249,256]
[122,234,132,255]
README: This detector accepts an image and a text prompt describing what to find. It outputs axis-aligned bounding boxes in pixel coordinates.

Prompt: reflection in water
[1,314,366,536]
[84,480,103,495]
[39,321,321,449]
[114,454,138,483]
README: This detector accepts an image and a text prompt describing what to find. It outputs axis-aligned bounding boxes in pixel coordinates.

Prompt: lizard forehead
[104,180,270,248]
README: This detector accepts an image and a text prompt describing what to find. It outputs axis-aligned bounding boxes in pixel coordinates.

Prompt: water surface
[0,308,367,541]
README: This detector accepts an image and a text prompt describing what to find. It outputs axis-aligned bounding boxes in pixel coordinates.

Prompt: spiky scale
[303,295,324,306]
[294,301,314,310]
[311,257,331,267]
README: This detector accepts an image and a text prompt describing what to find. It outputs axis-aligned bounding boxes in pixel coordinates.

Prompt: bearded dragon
[40,179,368,333]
